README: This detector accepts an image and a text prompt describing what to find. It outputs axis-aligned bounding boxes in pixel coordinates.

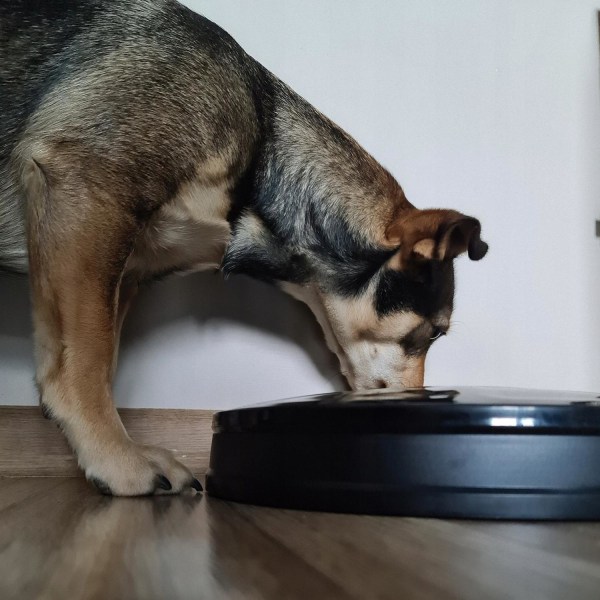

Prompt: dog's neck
[223,80,407,293]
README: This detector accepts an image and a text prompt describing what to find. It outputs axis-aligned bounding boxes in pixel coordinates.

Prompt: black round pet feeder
[206,387,600,520]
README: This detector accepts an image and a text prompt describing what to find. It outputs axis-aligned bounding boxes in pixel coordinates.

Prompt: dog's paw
[84,442,202,497]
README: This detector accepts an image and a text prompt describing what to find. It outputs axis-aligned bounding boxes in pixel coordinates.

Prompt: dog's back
[1,0,102,271]
[0,0,263,274]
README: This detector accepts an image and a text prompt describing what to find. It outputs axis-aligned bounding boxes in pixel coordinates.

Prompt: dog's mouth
[341,352,426,392]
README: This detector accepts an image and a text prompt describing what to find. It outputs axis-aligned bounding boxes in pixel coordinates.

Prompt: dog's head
[225,205,487,390]
[282,208,488,390]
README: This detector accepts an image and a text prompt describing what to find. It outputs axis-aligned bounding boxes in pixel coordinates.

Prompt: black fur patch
[226,163,393,293]
[375,261,455,318]
[315,247,394,297]
[40,401,53,420]
[226,246,311,285]
[224,209,391,293]
[400,321,436,357]
[89,476,113,496]
[303,202,395,296]
[224,75,398,295]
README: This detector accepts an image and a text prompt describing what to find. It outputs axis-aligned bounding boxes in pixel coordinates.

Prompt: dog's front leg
[24,156,199,496]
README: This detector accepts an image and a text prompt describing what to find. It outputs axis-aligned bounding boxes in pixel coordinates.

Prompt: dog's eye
[430,327,446,341]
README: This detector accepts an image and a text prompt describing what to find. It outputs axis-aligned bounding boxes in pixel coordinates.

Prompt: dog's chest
[126,180,232,279]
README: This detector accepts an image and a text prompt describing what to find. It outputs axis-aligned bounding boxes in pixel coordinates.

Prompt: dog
[0,0,488,496]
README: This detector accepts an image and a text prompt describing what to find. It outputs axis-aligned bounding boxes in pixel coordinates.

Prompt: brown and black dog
[0,0,488,495]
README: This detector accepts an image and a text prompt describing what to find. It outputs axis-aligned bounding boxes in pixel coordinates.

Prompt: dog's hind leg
[23,152,199,496]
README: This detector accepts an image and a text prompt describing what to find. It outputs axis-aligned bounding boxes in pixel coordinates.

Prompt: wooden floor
[2,478,600,600]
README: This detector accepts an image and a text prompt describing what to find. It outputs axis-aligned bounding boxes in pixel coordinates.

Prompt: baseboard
[0,406,214,477]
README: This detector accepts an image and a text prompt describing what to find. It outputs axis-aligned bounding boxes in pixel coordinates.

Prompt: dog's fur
[0,0,488,495]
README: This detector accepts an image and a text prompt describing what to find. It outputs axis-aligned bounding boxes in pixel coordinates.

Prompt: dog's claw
[155,474,172,491]
[40,402,53,420]
[90,476,113,496]
[191,478,203,492]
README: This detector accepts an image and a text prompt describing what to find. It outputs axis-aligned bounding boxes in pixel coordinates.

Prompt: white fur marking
[126,179,231,277]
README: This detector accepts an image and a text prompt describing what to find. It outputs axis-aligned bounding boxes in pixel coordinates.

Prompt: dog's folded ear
[385,208,488,266]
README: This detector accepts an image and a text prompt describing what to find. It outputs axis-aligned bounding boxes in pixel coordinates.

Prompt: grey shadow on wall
[0,272,31,339]
[120,271,345,387]
[0,270,345,395]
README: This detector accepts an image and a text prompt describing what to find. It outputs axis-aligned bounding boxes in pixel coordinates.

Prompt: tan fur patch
[282,280,427,390]
[273,93,413,248]
[126,177,231,278]
[412,238,436,260]
[322,288,421,345]
[402,354,426,388]
[384,208,487,263]
[22,145,197,495]
[281,282,354,381]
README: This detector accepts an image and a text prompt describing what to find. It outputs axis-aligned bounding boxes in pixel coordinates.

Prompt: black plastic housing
[206,387,600,520]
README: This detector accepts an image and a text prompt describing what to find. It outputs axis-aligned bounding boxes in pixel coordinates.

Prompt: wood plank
[0,477,64,511]
[0,478,349,600]
[0,406,214,477]
[3,478,600,599]
[235,504,600,600]
[456,520,600,569]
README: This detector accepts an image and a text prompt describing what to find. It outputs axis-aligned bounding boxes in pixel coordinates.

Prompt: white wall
[1,0,599,409]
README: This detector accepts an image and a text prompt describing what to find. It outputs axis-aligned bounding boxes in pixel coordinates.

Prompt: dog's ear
[385,209,488,268]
